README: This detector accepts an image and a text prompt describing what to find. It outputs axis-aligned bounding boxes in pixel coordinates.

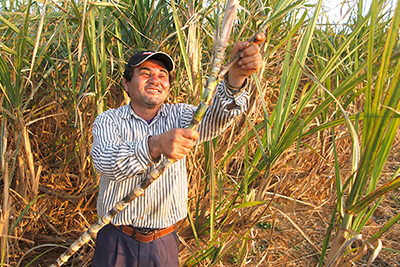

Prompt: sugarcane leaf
[11,195,46,234]
[366,238,382,266]
[347,176,400,214]
[170,0,193,93]
[371,211,400,239]
[383,106,400,115]
[233,201,268,208]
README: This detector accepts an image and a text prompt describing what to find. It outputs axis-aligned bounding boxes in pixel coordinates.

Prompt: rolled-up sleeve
[180,79,249,142]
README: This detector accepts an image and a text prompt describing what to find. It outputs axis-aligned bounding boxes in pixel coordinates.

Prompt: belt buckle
[137,229,154,235]
[137,229,156,242]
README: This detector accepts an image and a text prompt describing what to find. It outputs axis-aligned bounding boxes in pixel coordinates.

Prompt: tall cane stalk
[50,0,239,266]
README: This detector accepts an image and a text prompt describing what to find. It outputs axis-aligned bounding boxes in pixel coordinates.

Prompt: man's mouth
[146,87,161,93]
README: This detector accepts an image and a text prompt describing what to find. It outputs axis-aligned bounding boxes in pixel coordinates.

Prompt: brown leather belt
[116,224,177,243]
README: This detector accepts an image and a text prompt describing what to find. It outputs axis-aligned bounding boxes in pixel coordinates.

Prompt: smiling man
[124,58,171,119]
[90,33,265,267]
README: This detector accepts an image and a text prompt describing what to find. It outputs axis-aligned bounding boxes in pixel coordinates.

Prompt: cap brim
[133,52,175,72]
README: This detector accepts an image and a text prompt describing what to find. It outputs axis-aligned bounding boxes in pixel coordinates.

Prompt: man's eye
[140,71,151,77]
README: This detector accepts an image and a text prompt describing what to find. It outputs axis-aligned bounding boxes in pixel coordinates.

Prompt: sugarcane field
[1,0,400,266]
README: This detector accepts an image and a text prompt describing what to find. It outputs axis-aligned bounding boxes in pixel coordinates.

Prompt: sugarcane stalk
[50,1,239,266]
[50,159,174,267]
[189,0,238,129]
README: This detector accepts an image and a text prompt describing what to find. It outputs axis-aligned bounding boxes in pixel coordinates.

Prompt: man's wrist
[148,135,161,160]
[224,72,248,94]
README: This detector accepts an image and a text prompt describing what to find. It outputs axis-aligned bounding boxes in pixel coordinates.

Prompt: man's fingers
[158,128,199,160]
[233,33,265,56]
[178,137,195,150]
[239,52,262,65]
[230,41,248,59]
[170,140,194,159]
[181,128,199,141]
[241,40,261,57]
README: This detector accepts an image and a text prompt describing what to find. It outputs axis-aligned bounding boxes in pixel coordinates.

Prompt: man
[90,33,265,266]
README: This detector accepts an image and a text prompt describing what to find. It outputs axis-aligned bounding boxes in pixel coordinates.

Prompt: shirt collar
[118,103,167,120]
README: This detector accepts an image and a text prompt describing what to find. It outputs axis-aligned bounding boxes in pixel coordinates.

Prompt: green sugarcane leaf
[371,211,400,239]
[233,201,268,209]
[11,194,46,234]
[170,0,193,93]
[348,176,400,214]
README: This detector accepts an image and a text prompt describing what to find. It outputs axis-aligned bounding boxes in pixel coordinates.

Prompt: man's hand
[148,128,199,160]
[227,33,266,88]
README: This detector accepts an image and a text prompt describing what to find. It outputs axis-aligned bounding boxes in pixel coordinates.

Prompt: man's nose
[148,73,160,85]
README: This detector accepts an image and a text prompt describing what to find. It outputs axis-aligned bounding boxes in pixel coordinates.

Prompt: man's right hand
[148,128,199,160]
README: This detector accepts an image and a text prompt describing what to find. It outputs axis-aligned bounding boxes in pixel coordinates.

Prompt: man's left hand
[227,33,266,88]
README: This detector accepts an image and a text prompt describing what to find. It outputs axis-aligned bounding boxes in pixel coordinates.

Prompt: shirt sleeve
[181,78,249,142]
[90,111,156,182]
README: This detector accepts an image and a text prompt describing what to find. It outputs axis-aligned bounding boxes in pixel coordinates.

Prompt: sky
[309,0,395,23]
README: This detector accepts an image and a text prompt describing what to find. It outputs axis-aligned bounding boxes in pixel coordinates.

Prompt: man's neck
[130,103,159,121]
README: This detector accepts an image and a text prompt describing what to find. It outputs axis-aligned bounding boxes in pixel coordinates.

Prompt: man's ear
[122,78,128,92]
[122,78,131,98]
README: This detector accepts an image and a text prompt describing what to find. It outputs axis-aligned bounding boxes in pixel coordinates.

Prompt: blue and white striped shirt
[91,80,249,228]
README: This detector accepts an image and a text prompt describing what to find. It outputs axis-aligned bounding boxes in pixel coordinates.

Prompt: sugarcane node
[210,67,221,76]
[133,186,145,197]
[149,170,161,179]
[88,226,98,236]
[191,118,201,126]
[60,253,68,261]
[93,219,105,231]
[148,172,157,181]
[82,232,91,243]
[103,211,115,222]
[60,254,69,263]
[108,207,120,216]
[194,102,208,114]
[74,239,84,250]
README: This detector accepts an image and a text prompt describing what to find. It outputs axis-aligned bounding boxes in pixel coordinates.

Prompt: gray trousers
[92,224,179,267]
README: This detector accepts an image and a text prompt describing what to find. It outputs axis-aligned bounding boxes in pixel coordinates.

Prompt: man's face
[124,59,170,113]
